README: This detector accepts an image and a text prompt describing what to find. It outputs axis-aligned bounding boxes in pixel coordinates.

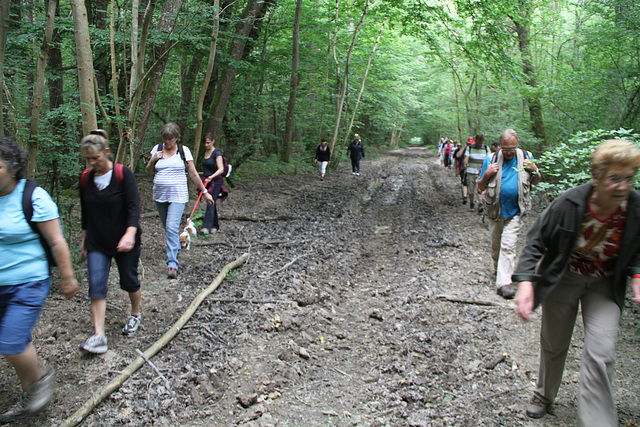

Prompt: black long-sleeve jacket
[512,183,640,311]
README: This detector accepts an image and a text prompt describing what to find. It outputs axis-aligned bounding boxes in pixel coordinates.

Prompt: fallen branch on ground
[195,239,311,248]
[208,297,296,304]
[60,253,250,427]
[434,294,505,307]
[221,215,296,222]
[135,349,173,392]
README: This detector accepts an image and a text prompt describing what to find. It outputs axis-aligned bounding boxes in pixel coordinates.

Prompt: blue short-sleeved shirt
[479,153,533,218]
[0,180,59,286]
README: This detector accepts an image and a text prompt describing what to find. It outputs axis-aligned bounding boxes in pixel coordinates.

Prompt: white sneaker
[122,315,141,335]
[80,334,108,354]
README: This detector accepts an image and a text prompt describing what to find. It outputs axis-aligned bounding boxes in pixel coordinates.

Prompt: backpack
[80,163,125,192]
[22,179,62,270]
[158,143,187,166]
[222,156,232,178]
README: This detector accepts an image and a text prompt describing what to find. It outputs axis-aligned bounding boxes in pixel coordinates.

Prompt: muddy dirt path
[2,147,640,426]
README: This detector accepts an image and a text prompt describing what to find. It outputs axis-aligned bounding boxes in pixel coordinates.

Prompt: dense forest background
[1,0,639,197]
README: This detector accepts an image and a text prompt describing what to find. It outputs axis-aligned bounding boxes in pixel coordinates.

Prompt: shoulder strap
[80,168,93,192]
[177,144,187,164]
[114,163,125,188]
[22,179,38,233]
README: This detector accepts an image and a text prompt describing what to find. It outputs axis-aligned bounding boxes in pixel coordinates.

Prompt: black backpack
[22,179,61,270]
[158,143,187,167]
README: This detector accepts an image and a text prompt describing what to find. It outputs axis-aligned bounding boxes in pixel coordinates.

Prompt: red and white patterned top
[568,201,627,277]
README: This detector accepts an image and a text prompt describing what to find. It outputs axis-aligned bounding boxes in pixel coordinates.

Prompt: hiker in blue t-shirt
[477,129,541,299]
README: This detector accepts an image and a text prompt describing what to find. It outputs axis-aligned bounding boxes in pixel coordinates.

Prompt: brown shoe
[526,394,552,419]
[497,284,516,299]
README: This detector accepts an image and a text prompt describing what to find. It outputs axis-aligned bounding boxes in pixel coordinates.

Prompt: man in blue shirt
[477,129,541,299]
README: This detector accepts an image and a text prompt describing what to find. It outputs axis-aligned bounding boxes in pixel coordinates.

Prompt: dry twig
[60,253,250,427]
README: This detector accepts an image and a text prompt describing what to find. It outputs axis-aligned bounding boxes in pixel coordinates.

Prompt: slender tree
[281,0,303,163]
[70,0,98,135]
[26,0,58,178]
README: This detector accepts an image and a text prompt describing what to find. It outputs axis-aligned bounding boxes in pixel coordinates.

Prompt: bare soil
[2,147,640,426]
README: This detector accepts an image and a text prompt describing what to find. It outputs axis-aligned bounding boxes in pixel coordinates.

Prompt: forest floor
[2,147,640,426]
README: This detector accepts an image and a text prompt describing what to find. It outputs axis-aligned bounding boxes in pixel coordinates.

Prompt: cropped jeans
[155,202,185,270]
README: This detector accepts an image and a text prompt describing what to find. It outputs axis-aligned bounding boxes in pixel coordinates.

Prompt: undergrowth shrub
[536,129,640,203]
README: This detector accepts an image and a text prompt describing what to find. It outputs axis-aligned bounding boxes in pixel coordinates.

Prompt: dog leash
[186,189,205,223]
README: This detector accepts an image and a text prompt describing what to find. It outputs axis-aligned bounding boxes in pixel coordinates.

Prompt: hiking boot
[470,201,475,210]
[168,267,177,279]
[462,197,467,205]
[26,366,55,415]
[79,334,108,354]
[0,394,28,423]
[526,394,552,419]
[122,315,141,335]
[497,284,516,299]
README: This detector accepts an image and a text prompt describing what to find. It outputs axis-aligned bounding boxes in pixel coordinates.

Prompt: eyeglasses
[605,175,637,186]
[502,148,517,153]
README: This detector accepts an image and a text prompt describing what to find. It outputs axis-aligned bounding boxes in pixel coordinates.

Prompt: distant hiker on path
[314,138,331,180]
[477,129,541,299]
[513,139,640,426]
[146,123,213,279]
[464,134,489,213]
[347,134,365,175]
[0,138,78,422]
[79,130,143,355]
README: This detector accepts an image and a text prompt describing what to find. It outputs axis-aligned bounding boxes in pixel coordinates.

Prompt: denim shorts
[0,278,51,355]
[87,247,141,299]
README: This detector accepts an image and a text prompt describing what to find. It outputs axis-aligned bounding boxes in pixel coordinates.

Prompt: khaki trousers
[488,215,522,288]
[467,172,479,203]
[535,270,620,427]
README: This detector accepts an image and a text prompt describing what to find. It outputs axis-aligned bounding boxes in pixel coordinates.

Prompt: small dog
[179,219,197,250]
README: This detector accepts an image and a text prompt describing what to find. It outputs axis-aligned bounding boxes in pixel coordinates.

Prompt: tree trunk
[342,13,385,147]
[281,0,303,163]
[328,0,369,161]
[70,0,97,135]
[192,0,220,162]
[26,0,56,178]
[513,5,546,147]
[0,0,9,136]
[131,0,181,169]
[206,0,273,142]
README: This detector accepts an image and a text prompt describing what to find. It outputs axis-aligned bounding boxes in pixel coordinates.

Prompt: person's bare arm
[37,219,79,299]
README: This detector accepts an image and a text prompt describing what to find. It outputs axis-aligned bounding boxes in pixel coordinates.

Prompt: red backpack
[80,163,125,191]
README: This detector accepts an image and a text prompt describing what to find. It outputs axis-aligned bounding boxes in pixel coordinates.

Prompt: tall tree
[26,0,57,178]
[192,0,220,162]
[281,0,303,163]
[70,0,98,135]
[206,0,274,141]
[329,0,370,160]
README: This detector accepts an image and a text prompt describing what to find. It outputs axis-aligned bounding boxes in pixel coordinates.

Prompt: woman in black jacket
[346,134,365,175]
[513,139,640,426]
[314,138,331,180]
[79,130,142,355]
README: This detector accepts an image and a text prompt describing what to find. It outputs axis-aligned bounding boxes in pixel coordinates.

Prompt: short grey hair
[161,122,180,140]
